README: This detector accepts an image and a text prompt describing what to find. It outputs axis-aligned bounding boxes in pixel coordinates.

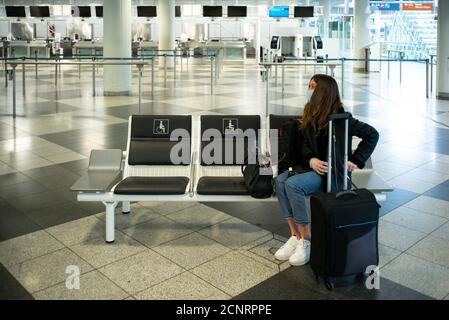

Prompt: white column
[437,0,449,99]
[353,0,371,71]
[103,0,132,96]
[321,0,331,38]
[159,0,175,68]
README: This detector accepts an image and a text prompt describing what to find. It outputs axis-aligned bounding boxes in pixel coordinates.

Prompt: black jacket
[301,111,379,192]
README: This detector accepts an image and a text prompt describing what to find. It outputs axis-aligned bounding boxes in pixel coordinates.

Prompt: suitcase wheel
[325,280,334,291]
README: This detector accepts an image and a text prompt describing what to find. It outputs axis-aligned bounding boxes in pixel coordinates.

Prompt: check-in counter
[135,41,159,56]
[8,40,50,58]
[73,41,104,57]
[197,41,247,64]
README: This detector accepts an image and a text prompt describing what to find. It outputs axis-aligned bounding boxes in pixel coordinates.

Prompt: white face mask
[306,90,314,101]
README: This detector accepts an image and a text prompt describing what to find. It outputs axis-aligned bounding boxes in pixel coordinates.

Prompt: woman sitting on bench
[274,74,379,266]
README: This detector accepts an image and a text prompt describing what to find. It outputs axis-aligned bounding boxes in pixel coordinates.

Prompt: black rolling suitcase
[310,113,380,290]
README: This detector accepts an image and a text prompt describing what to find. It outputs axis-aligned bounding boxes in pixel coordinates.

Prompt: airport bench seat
[72,114,393,243]
[114,177,190,195]
[197,177,249,196]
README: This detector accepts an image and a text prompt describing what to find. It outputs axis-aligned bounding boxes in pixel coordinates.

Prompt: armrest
[70,149,123,192]
[352,170,394,193]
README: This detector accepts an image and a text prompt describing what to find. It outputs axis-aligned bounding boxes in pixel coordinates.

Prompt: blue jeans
[275,171,323,225]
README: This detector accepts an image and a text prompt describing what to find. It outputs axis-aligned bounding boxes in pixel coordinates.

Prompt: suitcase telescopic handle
[327,114,351,193]
[336,190,358,199]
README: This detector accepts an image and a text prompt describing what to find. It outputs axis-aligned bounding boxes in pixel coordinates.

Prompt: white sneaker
[289,239,311,266]
[274,236,299,261]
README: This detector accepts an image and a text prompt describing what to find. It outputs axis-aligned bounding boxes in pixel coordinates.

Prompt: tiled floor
[1,59,449,300]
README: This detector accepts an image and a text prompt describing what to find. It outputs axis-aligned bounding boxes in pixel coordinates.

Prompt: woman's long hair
[302,74,344,135]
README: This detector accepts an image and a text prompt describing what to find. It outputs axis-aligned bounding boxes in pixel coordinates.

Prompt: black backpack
[278,119,307,174]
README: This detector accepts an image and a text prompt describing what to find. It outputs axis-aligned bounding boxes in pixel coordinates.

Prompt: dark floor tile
[226,203,286,234]
[21,165,75,179]
[0,101,79,117]
[386,188,419,204]
[424,184,449,202]
[0,204,42,241]
[32,171,81,190]
[58,159,89,173]
[24,202,91,229]
[0,180,49,201]
[53,187,79,203]
[0,172,31,188]
[9,190,69,213]
[0,264,34,300]
[203,202,266,216]
[234,264,433,300]
[75,201,106,215]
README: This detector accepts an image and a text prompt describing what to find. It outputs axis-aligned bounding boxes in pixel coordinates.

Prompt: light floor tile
[135,272,230,300]
[404,195,449,219]
[388,176,437,194]
[46,152,87,164]
[419,160,449,174]
[381,206,447,234]
[0,162,16,175]
[46,216,106,247]
[378,220,427,251]
[381,253,449,300]
[408,235,449,268]
[33,270,128,300]
[191,251,277,297]
[153,232,231,270]
[122,216,194,248]
[248,238,289,266]
[70,231,146,269]
[431,222,449,241]
[96,205,162,230]
[165,204,232,231]
[9,157,54,171]
[378,244,402,268]
[199,217,272,249]
[0,230,64,267]
[8,248,93,293]
[98,249,184,294]
[139,201,198,216]
[399,168,449,185]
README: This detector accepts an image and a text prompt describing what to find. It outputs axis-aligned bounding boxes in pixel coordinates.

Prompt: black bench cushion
[128,115,191,166]
[200,115,260,166]
[197,177,249,195]
[114,177,189,195]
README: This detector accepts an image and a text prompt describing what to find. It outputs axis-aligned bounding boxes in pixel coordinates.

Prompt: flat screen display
[5,6,26,17]
[294,6,314,18]
[95,6,103,18]
[203,6,223,17]
[269,6,289,18]
[78,6,92,18]
[228,6,247,17]
[30,6,50,18]
[175,6,181,17]
[137,6,157,17]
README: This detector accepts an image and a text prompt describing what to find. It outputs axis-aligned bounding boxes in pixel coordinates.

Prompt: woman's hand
[348,161,359,173]
[310,158,328,175]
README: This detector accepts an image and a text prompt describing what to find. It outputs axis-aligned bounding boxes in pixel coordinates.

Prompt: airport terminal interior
[1,0,449,301]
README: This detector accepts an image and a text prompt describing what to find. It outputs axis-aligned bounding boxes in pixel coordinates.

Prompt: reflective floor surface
[0,59,448,300]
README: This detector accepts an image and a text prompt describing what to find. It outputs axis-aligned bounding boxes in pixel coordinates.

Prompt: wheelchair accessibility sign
[223,118,238,135]
[153,119,170,135]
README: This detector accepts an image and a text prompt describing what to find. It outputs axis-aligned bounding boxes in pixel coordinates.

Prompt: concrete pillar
[103,0,132,96]
[321,0,331,38]
[353,0,371,71]
[159,0,175,68]
[437,0,449,99]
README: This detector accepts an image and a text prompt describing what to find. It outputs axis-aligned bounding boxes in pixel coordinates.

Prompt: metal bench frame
[72,115,393,243]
